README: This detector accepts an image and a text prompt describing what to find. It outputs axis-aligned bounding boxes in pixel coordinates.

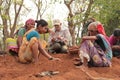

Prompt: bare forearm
[17,37,23,48]
[38,41,52,59]
[82,36,97,40]
[39,48,52,59]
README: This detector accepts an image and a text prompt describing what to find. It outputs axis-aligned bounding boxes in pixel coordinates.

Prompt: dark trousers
[113,50,120,57]
[49,42,68,53]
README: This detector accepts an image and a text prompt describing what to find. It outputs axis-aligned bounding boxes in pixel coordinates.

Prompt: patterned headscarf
[97,24,106,36]
[96,23,109,40]
[25,18,35,25]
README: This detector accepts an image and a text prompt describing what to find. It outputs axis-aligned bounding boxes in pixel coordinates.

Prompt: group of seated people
[5,18,120,67]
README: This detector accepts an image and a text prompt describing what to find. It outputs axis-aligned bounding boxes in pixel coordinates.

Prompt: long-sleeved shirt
[48,27,72,46]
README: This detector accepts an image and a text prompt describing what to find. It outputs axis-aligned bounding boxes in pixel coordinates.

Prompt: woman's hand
[49,57,61,61]
[53,57,61,61]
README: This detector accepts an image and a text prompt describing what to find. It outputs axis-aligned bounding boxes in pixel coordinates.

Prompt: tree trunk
[68,18,76,45]
[81,0,94,36]
[10,0,24,38]
[2,19,9,50]
[76,26,81,44]
[0,42,2,51]
[64,0,76,45]
[0,0,24,50]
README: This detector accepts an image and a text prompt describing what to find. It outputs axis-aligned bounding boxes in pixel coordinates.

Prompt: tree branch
[10,0,24,37]
[40,0,48,19]
[69,0,74,5]
[83,0,94,24]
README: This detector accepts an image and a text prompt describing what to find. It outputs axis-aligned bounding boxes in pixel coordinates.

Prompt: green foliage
[1,0,120,44]
[0,24,3,29]
[91,0,120,36]
[76,37,81,45]
[12,0,23,5]
[47,18,53,28]
[0,6,3,10]
[1,14,9,19]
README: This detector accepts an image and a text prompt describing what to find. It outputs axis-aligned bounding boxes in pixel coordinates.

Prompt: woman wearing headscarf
[6,19,35,55]
[75,21,112,67]
[17,18,35,48]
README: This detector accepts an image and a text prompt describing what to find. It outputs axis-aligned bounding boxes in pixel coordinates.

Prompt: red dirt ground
[0,53,120,80]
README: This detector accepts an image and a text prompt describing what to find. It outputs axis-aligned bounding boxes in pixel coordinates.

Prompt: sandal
[74,61,83,66]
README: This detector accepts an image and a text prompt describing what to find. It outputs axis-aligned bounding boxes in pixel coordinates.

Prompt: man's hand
[57,36,63,40]
[51,38,56,42]
[64,39,68,42]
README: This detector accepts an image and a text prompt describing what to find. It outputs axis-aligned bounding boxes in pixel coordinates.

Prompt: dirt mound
[0,53,120,80]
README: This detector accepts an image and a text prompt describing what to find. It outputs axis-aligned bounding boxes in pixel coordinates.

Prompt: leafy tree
[64,0,94,45]
[32,0,53,41]
[91,0,120,36]
[0,0,24,50]
[32,0,48,20]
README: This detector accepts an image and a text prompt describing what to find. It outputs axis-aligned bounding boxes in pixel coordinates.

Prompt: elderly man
[48,19,71,53]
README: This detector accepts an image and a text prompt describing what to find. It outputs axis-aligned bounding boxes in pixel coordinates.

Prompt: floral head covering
[25,18,35,25]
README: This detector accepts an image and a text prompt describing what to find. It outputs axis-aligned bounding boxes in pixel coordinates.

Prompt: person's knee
[61,45,68,53]
[32,43,38,50]
[29,37,38,45]
[52,43,61,50]
[28,37,39,50]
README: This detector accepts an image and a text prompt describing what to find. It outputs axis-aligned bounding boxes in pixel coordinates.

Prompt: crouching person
[109,28,120,57]
[48,19,71,53]
[75,21,112,67]
[18,19,60,63]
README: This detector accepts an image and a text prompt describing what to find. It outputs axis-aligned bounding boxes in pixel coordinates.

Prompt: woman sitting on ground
[75,21,112,67]
[6,19,35,56]
[17,19,35,49]
[109,28,120,57]
[18,19,60,63]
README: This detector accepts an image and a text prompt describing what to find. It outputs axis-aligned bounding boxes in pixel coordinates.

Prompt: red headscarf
[97,24,106,36]
[97,24,109,40]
